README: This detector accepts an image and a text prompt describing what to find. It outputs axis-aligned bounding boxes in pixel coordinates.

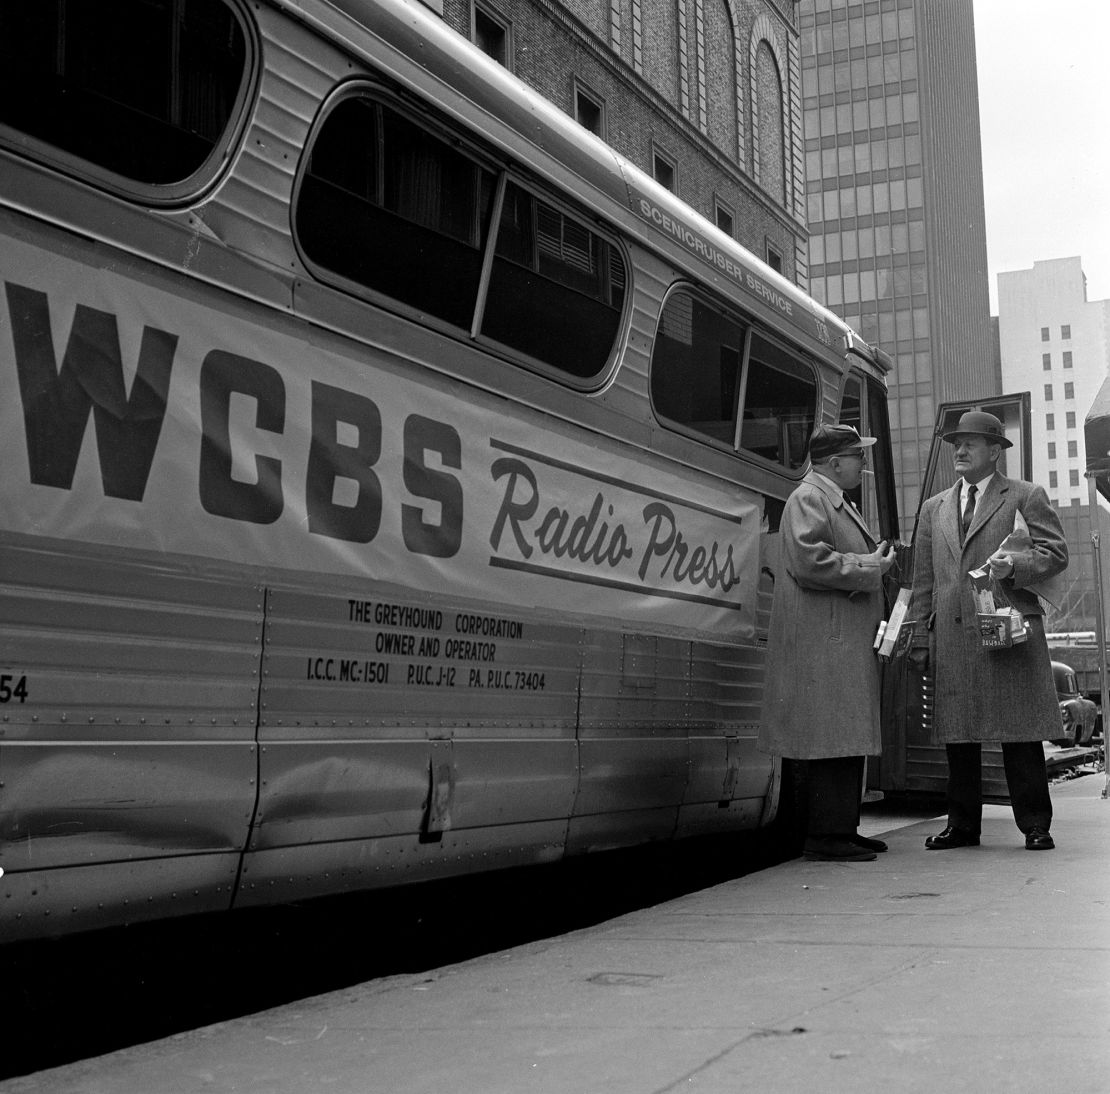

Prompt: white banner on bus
[0,238,759,640]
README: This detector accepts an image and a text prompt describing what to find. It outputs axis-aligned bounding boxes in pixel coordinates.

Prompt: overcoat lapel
[842,494,876,545]
[806,472,876,546]
[939,482,962,559]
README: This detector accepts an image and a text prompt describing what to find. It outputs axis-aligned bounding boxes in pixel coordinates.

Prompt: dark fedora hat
[808,423,877,462]
[940,410,1013,449]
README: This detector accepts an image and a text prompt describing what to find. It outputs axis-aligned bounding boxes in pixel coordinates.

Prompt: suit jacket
[909,474,1067,743]
[759,470,885,760]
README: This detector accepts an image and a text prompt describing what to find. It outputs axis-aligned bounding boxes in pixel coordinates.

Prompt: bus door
[880,392,1032,795]
[837,370,899,542]
[838,370,900,793]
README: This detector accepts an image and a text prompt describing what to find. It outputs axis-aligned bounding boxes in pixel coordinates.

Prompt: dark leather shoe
[850,833,888,853]
[1025,827,1055,850]
[924,826,980,850]
[804,837,877,862]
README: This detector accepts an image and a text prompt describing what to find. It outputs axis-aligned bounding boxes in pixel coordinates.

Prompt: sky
[972,1,1110,314]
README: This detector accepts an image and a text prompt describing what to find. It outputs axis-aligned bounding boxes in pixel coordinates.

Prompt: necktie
[961,484,977,541]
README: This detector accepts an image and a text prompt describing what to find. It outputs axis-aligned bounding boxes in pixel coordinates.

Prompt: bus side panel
[233,820,570,909]
[0,541,262,940]
[242,588,579,900]
[568,631,689,853]
[676,640,772,838]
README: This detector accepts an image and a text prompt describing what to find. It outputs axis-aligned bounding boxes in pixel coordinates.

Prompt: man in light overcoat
[759,423,895,861]
[909,411,1067,851]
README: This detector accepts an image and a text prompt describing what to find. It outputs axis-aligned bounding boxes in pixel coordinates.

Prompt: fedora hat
[808,423,877,462]
[940,410,1012,449]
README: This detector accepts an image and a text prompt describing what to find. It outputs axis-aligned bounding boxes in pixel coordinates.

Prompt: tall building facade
[429,0,808,282]
[997,257,1110,509]
[798,0,997,530]
[997,257,1110,632]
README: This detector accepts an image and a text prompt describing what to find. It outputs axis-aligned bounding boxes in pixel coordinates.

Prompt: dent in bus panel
[0,0,252,200]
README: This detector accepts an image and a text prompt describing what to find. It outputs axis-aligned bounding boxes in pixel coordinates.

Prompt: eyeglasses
[839,449,867,462]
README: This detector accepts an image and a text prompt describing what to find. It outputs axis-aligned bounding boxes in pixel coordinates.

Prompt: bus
[0,0,898,942]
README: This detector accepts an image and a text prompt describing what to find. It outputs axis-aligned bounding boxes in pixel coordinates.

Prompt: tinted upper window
[297,96,497,330]
[0,0,251,201]
[295,90,626,383]
[651,288,817,469]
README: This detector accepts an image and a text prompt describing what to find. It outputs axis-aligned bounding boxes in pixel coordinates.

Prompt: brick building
[425,0,808,283]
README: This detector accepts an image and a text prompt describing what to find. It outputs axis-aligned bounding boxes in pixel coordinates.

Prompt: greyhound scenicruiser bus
[0,0,898,941]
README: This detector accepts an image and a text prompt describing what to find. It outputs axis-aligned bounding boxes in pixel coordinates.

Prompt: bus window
[296,91,626,383]
[839,371,898,539]
[297,96,499,330]
[650,291,746,443]
[482,183,626,378]
[0,0,251,201]
[738,332,817,469]
[651,290,818,468]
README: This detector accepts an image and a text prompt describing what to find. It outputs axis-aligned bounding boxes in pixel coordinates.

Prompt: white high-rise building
[997,257,1110,507]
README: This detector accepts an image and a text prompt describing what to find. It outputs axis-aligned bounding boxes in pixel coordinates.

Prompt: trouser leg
[944,742,983,834]
[807,755,864,838]
[1001,741,1052,833]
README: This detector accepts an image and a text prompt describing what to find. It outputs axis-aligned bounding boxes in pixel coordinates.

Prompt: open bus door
[879,392,1032,796]
[1083,379,1110,799]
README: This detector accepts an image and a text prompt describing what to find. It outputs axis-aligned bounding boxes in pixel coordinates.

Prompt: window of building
[1063,351,1073,369]
[1070,470,1080,487]
[474,3,511,68]
[1041,327,1050,341]
[715,200,735,238]
[295,90,626,383]
[1049,471,1058,489]
[650,289,818,469]
[652,146,677,193]
[1062,324,1072,340]
[1042,353,1052,370]
[1068,440,1078,458]
[1044,384,1053,401]
[1046,413,1055,430]
[1048,442,1056,459]
[1067,411,1077,429]
[573,81,604,138]
[0,0,253,204]
[1065,382,1075,400]
[766,242,784,274]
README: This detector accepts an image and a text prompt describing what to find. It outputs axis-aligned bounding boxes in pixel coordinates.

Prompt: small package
[877,586,912,662]
[968,567,1027,649]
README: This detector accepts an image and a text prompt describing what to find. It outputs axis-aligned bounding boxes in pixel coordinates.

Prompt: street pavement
[2,775,1107,1094]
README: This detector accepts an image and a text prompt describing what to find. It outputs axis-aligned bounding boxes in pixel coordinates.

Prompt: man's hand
[987,552,1015,580]
[870,540,897,575]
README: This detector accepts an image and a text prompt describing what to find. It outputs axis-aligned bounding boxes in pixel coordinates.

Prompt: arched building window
[754,40,785,203]
[703,0,741,161]
[749,15,793,211]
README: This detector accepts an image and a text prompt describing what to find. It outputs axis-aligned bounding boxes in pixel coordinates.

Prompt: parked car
[1051,661,1098,747]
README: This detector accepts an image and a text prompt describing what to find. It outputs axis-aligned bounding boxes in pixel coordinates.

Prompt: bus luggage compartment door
[0,542,263,941]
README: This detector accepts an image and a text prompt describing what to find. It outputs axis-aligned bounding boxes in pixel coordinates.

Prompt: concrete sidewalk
[4,776,1108,1094]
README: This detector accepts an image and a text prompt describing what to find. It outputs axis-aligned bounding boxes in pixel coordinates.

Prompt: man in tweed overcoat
[760,424,895,861]
[909,411,1067,851]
